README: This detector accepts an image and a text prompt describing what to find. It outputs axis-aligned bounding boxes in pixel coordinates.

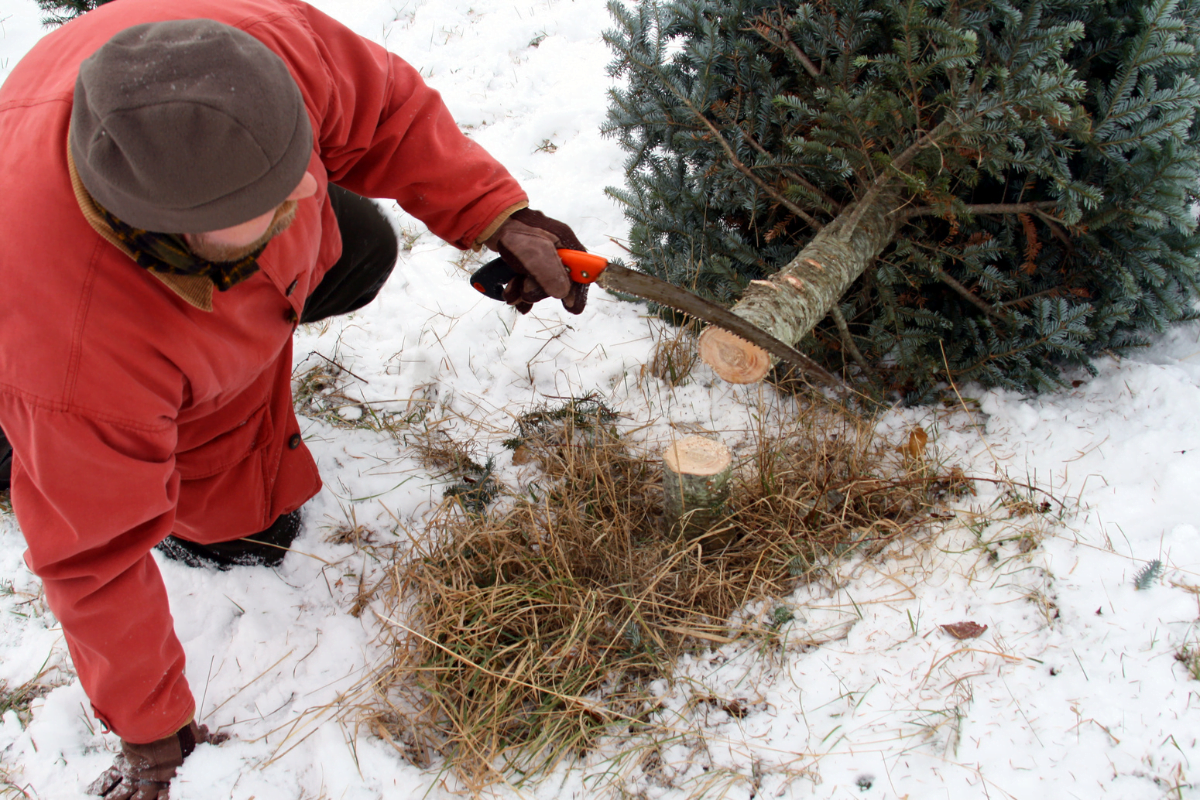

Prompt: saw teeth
[601,266,847,393]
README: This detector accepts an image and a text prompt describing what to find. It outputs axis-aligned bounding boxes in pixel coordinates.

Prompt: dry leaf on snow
[940,621,988,639]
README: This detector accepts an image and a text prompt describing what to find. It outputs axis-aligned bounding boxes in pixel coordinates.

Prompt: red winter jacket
[0,0,526,744]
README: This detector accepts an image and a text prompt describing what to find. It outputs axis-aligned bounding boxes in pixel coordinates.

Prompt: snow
[2,0,1200,797]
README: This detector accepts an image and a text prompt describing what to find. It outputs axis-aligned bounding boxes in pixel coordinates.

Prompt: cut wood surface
[696,327,771,384]
[662,436,733,547]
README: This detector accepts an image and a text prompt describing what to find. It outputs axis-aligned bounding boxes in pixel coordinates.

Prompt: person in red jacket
[0,2,589,796]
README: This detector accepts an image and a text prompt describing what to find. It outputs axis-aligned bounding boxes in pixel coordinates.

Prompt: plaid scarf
[94,204,266,291]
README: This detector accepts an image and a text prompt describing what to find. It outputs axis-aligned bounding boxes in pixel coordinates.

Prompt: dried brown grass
[366,398,969,791]
[645,322,700,387]
[0,767,31,800]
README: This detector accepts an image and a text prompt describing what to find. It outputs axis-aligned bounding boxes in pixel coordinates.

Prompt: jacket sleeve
[246,2,529,250]
[1,396,193,744]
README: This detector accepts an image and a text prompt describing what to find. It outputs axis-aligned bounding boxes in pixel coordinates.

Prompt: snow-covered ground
[2,0,1200,797]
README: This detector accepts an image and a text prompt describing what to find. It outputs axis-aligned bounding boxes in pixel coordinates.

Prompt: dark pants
[300,185,399,324]
[2,186,399,568]
[0,437,9,492]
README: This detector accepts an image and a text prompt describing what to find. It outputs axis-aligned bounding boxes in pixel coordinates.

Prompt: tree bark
[662,436,734,548]
[698,188,901,383]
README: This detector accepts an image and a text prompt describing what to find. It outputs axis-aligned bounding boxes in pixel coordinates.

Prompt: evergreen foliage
[35,0,110,27]
[1134,558,1164,589]
[603,0,1200,398]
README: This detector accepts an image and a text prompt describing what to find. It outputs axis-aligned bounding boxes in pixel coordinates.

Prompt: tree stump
[662,436,734,548]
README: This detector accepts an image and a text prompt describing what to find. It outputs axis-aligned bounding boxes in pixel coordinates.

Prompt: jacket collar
[67,142,214,312]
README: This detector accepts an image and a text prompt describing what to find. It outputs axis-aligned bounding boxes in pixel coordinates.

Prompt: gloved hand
[88,720,226,800]
[483,208,589,315]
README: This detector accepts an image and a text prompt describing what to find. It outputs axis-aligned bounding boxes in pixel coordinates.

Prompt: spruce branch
[749,6,821,78]
[738,125,843,215]
[889,120,955,176]
[613,40,827,229]
[935,269,1012,325]
[836,121,955,241]
[899,201,1059,220]
[1032,209,1075,250]
[892,239,1014,322]
[829,305,877,379]
[835,182,894,243]
[36,0,109,25]
[685,99,824,230]
[1000,287,1067,308]
[961,302,1091,370]
[1134,559,1164,591]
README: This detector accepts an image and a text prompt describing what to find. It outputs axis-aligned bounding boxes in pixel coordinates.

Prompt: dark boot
[156,510,302,570]
[0,426,12,493]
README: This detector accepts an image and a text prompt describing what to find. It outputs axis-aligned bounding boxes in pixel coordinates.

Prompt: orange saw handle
[470,249,608,300]
[556,249,609,283]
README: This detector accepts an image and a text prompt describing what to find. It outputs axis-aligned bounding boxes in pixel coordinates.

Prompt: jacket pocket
[175,402,273,481]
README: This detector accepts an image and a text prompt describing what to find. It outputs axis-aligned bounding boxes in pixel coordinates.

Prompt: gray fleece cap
[70,19,314,233]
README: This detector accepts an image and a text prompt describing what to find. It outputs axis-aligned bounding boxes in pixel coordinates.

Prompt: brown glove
[483,208,589,315]
[88,721,226,800]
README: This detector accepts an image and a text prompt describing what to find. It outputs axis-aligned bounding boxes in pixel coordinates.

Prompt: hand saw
[470,249,846,393]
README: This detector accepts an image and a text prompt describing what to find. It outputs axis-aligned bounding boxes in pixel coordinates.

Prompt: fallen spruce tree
[604,0,1200,399]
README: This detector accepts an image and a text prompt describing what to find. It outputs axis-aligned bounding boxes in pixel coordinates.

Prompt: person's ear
[287,171,318,201]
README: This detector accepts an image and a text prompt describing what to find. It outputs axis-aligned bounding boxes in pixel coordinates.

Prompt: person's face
[183,170,318,262]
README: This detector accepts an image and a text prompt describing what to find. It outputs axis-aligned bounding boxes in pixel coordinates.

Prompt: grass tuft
[292,359,431,435]
[367,397,972,790]
[1177,643,1200,681]
[0,768,33,800]
[501,392,618,454]
[414,430,503,516]
[0,674,51,729]
[645,323,699,387]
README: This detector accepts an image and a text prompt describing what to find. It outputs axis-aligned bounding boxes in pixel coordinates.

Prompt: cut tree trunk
[698,188,901,384]
[662,436,734,548]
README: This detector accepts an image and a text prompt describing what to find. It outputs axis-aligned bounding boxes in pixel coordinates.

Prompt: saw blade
[596,265,845,392]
